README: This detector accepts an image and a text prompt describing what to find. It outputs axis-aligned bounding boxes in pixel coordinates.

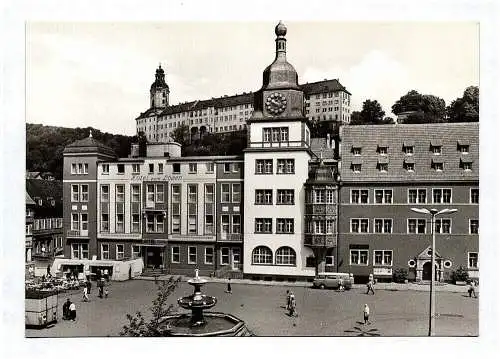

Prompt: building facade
[337,123,479,283]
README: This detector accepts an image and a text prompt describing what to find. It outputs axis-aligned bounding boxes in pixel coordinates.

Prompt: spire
[275,21,287,60]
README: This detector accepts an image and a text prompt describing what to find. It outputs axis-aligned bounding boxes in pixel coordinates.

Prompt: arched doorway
[422,261,438,281]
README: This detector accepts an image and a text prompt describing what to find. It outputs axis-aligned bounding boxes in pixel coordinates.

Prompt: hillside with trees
[26,124,135,180]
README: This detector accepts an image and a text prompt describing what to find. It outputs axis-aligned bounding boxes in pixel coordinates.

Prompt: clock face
[265,92,287,115]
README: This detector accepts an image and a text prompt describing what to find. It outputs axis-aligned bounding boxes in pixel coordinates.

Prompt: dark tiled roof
[339,123,479,183]
[64,136,116,157]
[136,79,350,119]
[26,179,63,217]
[310,138,335,159]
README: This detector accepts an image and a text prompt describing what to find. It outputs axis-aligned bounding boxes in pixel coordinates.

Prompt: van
[312,272,353,290]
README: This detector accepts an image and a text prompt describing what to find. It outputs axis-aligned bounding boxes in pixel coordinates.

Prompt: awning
[460,155,473,162]
[404,157,415,164]
[403,140,415,147]
[457,139,469,146]
[377,143,389,149]
[430,139,442,146]
[431,158,443,164]
[351,158,362,165]
[377,157,389,164]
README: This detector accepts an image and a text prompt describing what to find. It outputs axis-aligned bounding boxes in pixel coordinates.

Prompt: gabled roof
[310,137,335,159]
[300,79,351,96]
[26,179,63,217]
[26,191,36,206]
[339,122,479,183]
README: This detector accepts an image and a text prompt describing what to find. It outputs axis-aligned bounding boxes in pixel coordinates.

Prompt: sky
[26,21,479,136]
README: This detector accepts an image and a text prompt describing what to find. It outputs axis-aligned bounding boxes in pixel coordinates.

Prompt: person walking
[338,278,345,292]
[288,293,297,317]
[104,287,109,298]
[468,280,477,298]
[83,285,89,302]
[285,290,291,310]
[226,278,232,294]
[363,304,370,325]
[86,279,92,294]
[366,279,375,295]
[62,298,71,320]
[69,301,76,321]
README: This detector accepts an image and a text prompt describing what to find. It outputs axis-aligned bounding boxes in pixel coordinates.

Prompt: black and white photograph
[1,0,499,357]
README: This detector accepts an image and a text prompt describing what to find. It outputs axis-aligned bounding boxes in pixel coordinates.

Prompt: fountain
[159,269,252,336]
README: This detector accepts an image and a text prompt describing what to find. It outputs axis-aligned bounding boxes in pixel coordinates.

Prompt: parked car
[312,272,353,290]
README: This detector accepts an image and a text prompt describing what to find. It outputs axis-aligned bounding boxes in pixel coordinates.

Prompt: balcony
[66,230,89,238]
[218,233,243,242]
[98,232,142,240]
[31,252,53,261]
[304,234,336,247]
[305,204,337,216]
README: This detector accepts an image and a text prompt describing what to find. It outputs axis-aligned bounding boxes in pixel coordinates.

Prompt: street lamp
[411,207,457,336]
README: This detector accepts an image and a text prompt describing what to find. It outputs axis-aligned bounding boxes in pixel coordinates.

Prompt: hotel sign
[131,175,183,182]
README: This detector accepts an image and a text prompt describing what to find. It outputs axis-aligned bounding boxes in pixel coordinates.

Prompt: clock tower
[243,22,314,280]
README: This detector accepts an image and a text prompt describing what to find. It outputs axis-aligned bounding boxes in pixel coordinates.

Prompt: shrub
[392,268,408,283]
[451,266,469,283]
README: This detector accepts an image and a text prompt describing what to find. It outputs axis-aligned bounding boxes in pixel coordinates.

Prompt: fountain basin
[178,294,217,310]
[159,312,253,336]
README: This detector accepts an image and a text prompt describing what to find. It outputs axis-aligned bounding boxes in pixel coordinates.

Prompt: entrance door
[422,262,432,280]
[146,247,163,270]
[232,248,241,270]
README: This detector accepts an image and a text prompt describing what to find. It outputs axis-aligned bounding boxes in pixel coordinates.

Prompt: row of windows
[351,160,473,173]
[70,163,89,175]
[350,188,479,204]
[263,127,289,143]
[254,218,295,234]
[352,144,470,156]
[255,159,295,174]
[252,246,296,265]
[32,218,63,230]
[255,189,294,205]
[101,162,241,175]
[347,218,479,234]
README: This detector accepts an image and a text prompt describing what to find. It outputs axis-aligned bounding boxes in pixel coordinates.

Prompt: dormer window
[352,164,361,173]
[403,146,414,155]
[457,142,470,154]
[430,140,442,155]
[432,160,444,171]
[377,163,388,172]
[403,158,415,172]
[117,164,125,174]
[377,146,388,155]
[352,146,362,156]
[460,158,473,171]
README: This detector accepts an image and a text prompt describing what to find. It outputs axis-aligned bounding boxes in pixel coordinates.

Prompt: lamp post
[411,207,457,336]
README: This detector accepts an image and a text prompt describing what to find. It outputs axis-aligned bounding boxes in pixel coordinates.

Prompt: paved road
[25,279,478,337]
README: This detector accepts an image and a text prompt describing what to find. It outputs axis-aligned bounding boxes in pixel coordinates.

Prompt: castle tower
[243,22,314,279]
[150,64,169,109]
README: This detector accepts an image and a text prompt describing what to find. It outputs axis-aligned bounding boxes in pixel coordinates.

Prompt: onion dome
[150,64,169,92]
[262,21,299,91]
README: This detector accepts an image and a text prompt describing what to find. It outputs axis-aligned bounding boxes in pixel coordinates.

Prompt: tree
[447,86,479,122]
[350,100,389,125]
[120,277,180,336]
[392,90,446,123]
[171,124,191,148]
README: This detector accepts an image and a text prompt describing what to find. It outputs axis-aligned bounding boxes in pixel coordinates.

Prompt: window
[205,162,214,173]
[408,219,427,234]
[351,189,369,204]
[352,164,362,173]
[117,164,125,174]
[277,189,294,205]
[276,159,295,174]
[252,246,273,264]
[188,247,197,264]
[435,219,451,234]
[404,162,415,172]
[326,255,334,266]
[188,185,197,234]
[374,250,393,266]
[255,159,273,174]
[263,127,289,142]
[116,244,124,260]
[314,189,325,204]
[132,164,140,173]
[458,144,470,154]
[255,189,272,204]
[351,219,369,233]
[221,215,230,234]
[131,184,140,203]
[232,183,241,202]
[132,245,141,259]
[352,147,362,156]
[433,188,452,203]
[79,184,88,202]
[469,219,479,234]
[101,244,109,260]
[432,161,444,171]
[275,247,296,265]
[460,160,473,171]
[71,243,89,259]
[71,185,79,202]
[232,163,240,172]
[148,164,154,173]
[189,163,197,173]
[171,246,180,263]
[80,213,88,234]
[468,252,478,269]
[71,213,79,231]
[146,214,164,233]
[325,189,335,204]
[172,163,181,173]
[255,218,272,233]
[221,184,230,202]
[221,247,230,265]
[326,219,335,234]
[374,189,392,204]
[276,218,294,234]
[156,184,164,203]
[205,247,214,265]
[408,189,426,204]
[470,188,479,204]
[116,185,125,202]
[171,185,181,233]
[102,164,109,174]
[350,249,369,265]
[374,219,393,233]
[232,215,241,234]
[431,145,442,155]
[403,146,414,155]
[158,163,164,174]
[377,146,388,155]
[205,184,214,235]
[71,163,89,175]
[101,213,109,232]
